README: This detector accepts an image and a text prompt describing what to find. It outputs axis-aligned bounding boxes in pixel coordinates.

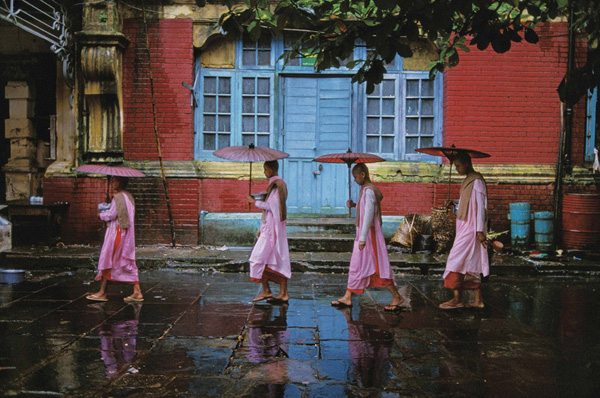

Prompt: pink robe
[347,186,394,293]
[249,176,291,281]
[443,179,489,279]
[96,192,139,283]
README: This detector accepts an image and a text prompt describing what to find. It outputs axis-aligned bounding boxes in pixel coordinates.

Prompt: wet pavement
[1,270,600,397]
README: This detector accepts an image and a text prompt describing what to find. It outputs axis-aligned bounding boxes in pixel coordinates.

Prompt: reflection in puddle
[98,303,141,378]
[247,304,289,363]
[340,306,394,388]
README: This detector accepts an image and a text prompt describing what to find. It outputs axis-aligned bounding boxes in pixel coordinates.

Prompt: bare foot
[331,297,352,307]
[466,301,485,309]
[86,293,108,302]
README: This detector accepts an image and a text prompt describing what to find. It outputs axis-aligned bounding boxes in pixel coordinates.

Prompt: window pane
[406,99,419,115]
[367,98,379,115]
[243,50,255,66]
[203,133,215,150]
[257,135,269,147]
[218,134,230,149]
[243,78,255,94]
[407,80,419,97]
[218,77,231,94]
[218,116,230,132]
[242,134,254,146]
[258,50,270,65]
[421,118,433,134]
[381,118,394,134]
[421,99,434,115]
[422,79,434,96]
[381,137,394,153]
[405,137,419,153]
[242,116,255,132]
[203,115,215,131]
[367,117,379,134]
[382,80,395,96]
[406,118,419,134]
[366,136,379,152]
[382,99,394,116]
[218,97,231,113]
[257,116,270,132]
[370,83,381,96]
[258,34,271,49]
[203,96,216,113]
[257,97,269,114]
[420,137,433,147]
[257,78,270,94]
[204,77,216,94]
[243,97,254,113]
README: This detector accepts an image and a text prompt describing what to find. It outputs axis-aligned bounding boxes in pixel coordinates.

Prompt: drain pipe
[553,2,576,248]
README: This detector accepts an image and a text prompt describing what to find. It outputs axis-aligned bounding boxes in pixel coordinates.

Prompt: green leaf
[524,27,539,44]
[373,0,397,11]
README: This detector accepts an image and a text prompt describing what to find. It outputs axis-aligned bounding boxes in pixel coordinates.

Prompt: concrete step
[288,232,355,252]
[286,217,356,235]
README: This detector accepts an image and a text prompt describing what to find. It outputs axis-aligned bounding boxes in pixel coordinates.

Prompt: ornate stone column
[3,81,41,201]
[76,0,128,163]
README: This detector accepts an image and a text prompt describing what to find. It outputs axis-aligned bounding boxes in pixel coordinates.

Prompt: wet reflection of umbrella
[214,144,289,208]
[415,145,491,199]
[76,164,145,202]
[314,149,385,217]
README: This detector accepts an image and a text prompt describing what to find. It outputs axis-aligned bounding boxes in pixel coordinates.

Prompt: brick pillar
[3,81,41,201]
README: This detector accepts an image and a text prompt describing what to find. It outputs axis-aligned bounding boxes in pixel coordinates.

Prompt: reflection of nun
[341,307,393,388]
[247,305,289,364]
[99,304,141,378]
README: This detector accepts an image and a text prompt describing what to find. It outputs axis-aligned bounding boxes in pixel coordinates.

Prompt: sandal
[384,304,403,312]
[267,297,289,305]
[331,300,352,308]
[438,302,464,310]
[86,294,108,302]
[123,295,144,303]
[251,294,272,303]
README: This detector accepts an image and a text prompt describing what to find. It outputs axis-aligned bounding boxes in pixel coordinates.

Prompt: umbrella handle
[347,163,352,218]
[248,162,252,211]
[447,160,453,200]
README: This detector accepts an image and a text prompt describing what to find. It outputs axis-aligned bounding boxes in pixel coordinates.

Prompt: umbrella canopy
[314,149,386,217]
[76,164,146,177]
[76,164,145,202]
[415,146,491,160]
[214,143,289,163]
[415,145,491,200]
[314,150,385,165]
[213,144,289,207]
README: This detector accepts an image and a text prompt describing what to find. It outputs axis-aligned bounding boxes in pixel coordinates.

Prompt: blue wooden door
[282,77,353,214]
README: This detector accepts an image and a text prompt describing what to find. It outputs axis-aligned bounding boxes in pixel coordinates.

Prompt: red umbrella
[415,145,491,200]
[214,144,289,208]
[314,149,386,217]
[76,164,145,202]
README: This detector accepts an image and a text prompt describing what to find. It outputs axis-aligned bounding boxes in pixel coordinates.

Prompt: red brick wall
[199,179,268,213]
[122,18,194,161]
[43,177,199,245]
[444,22,588,165]
[43,177,107,243]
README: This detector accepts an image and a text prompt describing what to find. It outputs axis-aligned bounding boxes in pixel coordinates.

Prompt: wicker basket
[431,207,456,253]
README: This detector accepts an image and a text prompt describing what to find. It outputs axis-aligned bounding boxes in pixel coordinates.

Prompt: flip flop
[86,294,108,302]
[123,295,144,303]
[267,297,289,305]
[383,304,403,313]
[331,300,352,308]
[438,302,464,310]
[465,303,485,309]
[251,295,273,303]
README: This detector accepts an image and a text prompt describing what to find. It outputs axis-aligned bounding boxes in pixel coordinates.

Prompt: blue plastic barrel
[508,202,531,247]
[534,211,554,252]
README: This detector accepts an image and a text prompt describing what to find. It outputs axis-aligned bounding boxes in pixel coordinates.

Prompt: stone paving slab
[1,270,600,396]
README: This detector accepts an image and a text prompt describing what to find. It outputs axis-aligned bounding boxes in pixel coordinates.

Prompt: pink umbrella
[214,143,289,197]
[314,149,386,217]
[76,164,145,202]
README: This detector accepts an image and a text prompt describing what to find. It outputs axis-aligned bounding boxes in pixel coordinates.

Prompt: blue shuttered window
[586,87,597,162]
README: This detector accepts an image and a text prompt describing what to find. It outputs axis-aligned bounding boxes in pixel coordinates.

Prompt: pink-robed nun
[439,152,489,310]
[247,160,291,304]
[86,176,143,303]
[331,164,404,312]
